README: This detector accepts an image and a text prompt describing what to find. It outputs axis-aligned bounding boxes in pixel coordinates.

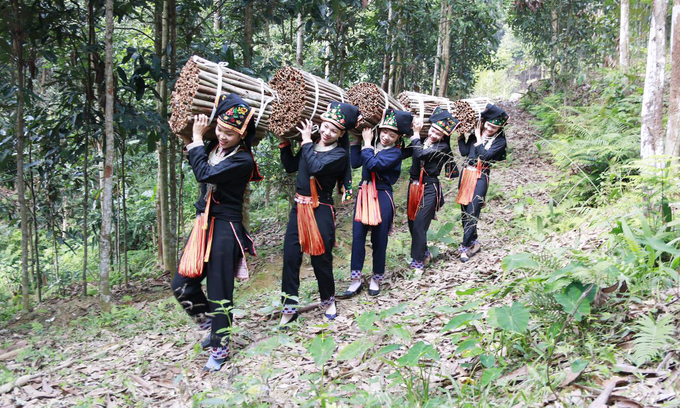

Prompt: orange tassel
[310,176,319,207]
[354,175,382,226]
[203,217,215,263]
[455,165,481,206]
[297,199,325,256]
[407,168,425,221]
[202,189,213,230]
[178,217,208,278]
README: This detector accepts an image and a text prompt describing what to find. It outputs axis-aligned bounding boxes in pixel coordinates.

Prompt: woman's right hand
[192,114,210,143]
[296,119,314,144]
[412,118,423,135]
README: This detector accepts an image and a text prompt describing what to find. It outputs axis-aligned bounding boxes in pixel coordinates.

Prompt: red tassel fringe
[455,166,481,206]
[408,168,425,221]
[354,173,382,226]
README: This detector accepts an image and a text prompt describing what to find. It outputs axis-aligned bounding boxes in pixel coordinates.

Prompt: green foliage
[630,314,676,366]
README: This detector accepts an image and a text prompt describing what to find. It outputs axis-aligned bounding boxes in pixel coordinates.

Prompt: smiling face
[481,121,501,138]
[215,124,243,149]
[427,125,446,143]
[379,128,400,146]
[319,121,343,146]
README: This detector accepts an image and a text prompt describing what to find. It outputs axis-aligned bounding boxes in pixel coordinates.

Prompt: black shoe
[203,355,227,372]
[341,282,364,298]
[200,335,211,350]
[277,312,299,330]
[368,280,381,296]
[324,301,338,321]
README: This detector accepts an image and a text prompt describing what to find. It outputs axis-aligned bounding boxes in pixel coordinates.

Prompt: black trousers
[171,218,242,348]
[408,182,442,262]
[459,173,489,247]
[281,203,336,306]
[351,189,394,277]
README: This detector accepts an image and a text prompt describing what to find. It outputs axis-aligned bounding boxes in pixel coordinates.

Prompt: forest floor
[1,103,678,407]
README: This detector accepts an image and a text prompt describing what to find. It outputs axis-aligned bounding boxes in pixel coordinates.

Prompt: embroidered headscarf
[321,101,361,200]
[214,93,262,181]
[379,108,414,137]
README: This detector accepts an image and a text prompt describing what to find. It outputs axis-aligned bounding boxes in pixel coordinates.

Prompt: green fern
[631,314,676,366]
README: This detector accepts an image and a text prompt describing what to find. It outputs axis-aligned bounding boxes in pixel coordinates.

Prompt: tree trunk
[431,0,446,95]
[100,0,115,312]
[244,1,253,67]
[387,3,396,95]
[620,0,631,72]
[213,0,221,30]
[121,141,129,287]
[156,0,173,277]
[82,0,94,297]
[381,2,393,92]
[640,0,668,162]
[324,42,331,80]
[666,0,680,159]
[168,0,178,277]
[28,145,42,302]
[296,12,304,67]
[438,1,452,97]
[11,0,30,312]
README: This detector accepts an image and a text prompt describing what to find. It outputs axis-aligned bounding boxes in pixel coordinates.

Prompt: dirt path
[0,103,575,407]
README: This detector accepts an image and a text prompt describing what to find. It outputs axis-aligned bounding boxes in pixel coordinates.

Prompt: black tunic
[280,142,347,203]
[402,137,451,183]
[457,133,507,171]
[191,140,255,221]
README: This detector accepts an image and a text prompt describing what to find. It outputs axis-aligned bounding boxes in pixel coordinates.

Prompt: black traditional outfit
[171,93,262,370]
[402,108,458,271]
[279,101,360,320]
[348,109,412,295]
[455,103,508,261]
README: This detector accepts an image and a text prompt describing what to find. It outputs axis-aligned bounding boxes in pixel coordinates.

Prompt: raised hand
[412,117,423,135]
[192,114,211,143]
[296,119,314,144]
[362,127,373,146]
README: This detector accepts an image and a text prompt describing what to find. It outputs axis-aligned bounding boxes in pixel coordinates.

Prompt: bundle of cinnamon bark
[268,66,346,139]
[169,55,275,144]
[346,82,404,132]
[398,91,487,137]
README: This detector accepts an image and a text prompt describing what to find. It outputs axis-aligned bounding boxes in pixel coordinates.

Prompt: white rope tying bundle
[310,74,320,120]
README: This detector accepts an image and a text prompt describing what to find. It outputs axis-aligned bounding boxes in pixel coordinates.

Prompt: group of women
[171,92,508,371]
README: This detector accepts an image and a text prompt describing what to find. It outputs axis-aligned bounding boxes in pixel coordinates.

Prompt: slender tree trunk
[121,142,129,287]
[51,199,60,293]
[12,0,30,312]
[156,0,173,277]
[244,1,253,67]
[28,144,42,301]
[381,2,393,91]
[665,0,680,159]
[115,159,121,282]
[213,0,221,30]
[640,0,668,162]
[324,42,331,80]
[168,0,178,276]
[100,0,115,312]
[387,5,396,94]
[296,12,304,67]
[82,0,94,297]
[438,1,452,97]
[620,0,631,72]
[432,0,446,95]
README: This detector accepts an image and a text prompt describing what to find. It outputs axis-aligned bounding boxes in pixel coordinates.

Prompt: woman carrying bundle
[172,93,262,372]
[277,102,361,326]
[455,104,508,262]
[403,108,458,274]
[344,108,413,297]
